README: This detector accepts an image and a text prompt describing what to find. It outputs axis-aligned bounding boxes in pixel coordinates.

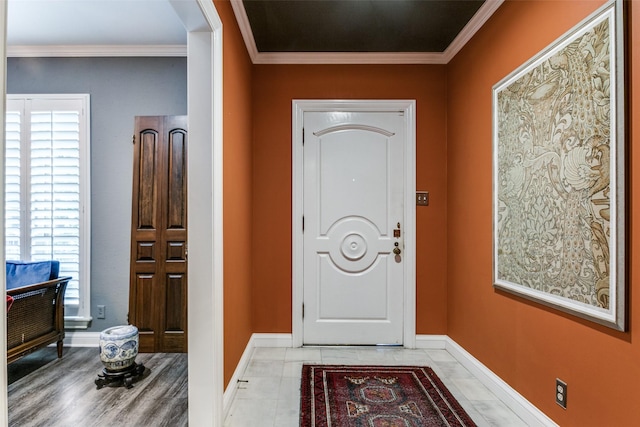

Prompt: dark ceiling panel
[242,0,485,53]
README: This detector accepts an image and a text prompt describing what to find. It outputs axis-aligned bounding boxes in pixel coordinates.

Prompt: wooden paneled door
[129,116,188,353]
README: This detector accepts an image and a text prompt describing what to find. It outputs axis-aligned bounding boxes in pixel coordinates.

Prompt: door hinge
[302,303,304,319]
[302,128,305,145]
[132,134,136,144]
[302,216,305,232]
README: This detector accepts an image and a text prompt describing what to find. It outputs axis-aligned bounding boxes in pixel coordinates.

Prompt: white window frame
[6,94,92,329]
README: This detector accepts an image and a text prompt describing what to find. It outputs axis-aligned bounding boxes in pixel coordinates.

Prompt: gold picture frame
[492,0,626,330]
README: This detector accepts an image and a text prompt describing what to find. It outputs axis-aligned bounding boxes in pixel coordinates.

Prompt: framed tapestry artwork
[492,0,626,330]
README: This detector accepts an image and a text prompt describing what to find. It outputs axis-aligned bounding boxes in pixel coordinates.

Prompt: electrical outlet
[416,191,429,206]
[556,378,567,409]
[97,305,106,319]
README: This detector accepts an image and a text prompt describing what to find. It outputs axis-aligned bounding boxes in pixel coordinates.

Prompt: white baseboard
[251,333,293,348]
[416,335,557,427]
[414,334,448,349]
[62,331,101,347]
[223,334,255,415]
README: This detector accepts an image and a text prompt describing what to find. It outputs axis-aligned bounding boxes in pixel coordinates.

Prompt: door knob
[393,242,401,255]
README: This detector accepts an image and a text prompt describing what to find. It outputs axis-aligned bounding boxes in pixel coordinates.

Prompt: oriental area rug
[300,365,477,427]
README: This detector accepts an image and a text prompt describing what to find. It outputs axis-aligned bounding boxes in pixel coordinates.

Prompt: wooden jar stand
[95,362,145,389]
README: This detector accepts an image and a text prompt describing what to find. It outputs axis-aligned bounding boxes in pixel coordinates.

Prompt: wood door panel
[166,241,186,261]
[164,274,186,331]
[161,272,186,353]
[136,242,157,262]
[167,128,187,230]
[137,129,159,230]
[130,115,187,353]
[132,274,156,332]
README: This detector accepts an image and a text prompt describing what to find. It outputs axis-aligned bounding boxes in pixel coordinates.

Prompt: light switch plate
[416,191,429,206]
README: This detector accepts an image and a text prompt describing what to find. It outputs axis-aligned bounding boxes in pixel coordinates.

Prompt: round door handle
[393,247,401,255]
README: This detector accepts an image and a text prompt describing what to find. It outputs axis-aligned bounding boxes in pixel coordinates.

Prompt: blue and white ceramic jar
[99,325,139,371]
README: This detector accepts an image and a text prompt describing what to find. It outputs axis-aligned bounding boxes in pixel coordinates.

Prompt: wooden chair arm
[7,276,72,297]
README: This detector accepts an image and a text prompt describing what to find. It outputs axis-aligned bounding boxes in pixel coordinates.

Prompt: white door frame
[292,100,416,348]
[0,2,8,423]
[0,1,225,425]
[179,1,224,425]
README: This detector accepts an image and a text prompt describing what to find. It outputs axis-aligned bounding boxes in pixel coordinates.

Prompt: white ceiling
[7,0,187,55]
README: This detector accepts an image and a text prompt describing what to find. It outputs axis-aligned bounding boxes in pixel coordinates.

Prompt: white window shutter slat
[5,96,90,314]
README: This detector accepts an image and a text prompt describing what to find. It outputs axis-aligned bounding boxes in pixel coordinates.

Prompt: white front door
[302,110,405,345]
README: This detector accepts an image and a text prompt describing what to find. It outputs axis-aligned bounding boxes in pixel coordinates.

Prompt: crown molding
[253,52,448,65]
[442,0,505,62]
[230,0,259,60]
[231,0,504,65]
[7,44,187,58]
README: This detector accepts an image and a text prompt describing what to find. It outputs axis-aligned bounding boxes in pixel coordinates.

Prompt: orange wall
[447,1,639,425]
[251,65,449,334]
[219,0,640,421]
[215,0,254,387]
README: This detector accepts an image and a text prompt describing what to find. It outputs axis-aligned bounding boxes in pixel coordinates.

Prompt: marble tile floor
[224,346,532,427]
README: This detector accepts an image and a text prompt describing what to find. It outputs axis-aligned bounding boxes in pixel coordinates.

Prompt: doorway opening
[0,1,224,425]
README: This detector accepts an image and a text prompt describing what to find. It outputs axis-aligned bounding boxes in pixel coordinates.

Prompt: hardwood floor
[8,347,187,427]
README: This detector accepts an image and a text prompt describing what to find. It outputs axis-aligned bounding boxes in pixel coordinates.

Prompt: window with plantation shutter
[5,95,91,328]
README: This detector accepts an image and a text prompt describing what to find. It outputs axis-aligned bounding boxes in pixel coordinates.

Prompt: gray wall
[7,57,188,332]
